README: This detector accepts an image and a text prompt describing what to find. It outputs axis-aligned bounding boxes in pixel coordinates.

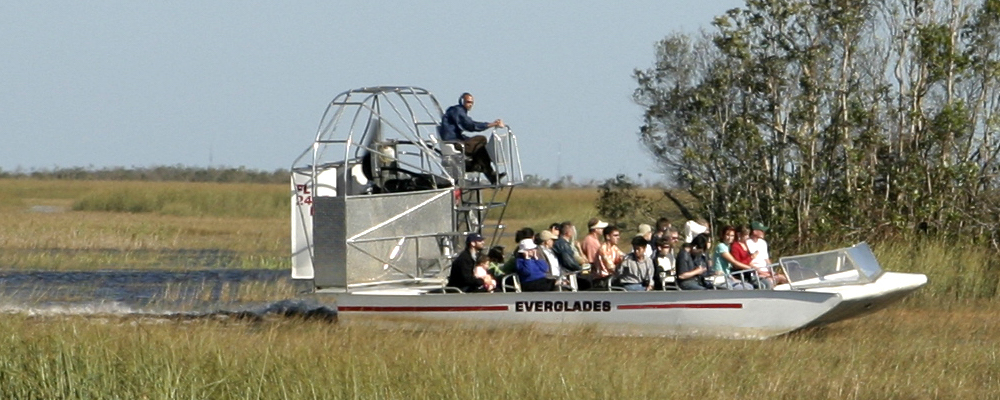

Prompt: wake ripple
[0,298,337,323]
[0,269,337,323]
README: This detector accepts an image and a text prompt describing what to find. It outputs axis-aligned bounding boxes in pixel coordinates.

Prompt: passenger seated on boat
[515,238,555,292]
[615,236,655,291]
[675,234,716,290]
[538,230,577,291]
[580,219,607,276]
[446,233,490,293]
[653,235,678,290]
[746,222,789,288]
[593,225,625,288]
[473,254,497,293]
[682,219,710,243]
[653,227,680,289]
[537,230,561,276]
[548,222,562,239]
[729,226,766,289]
[712,226,754,290]
[651,217,673,244]
[485,246,506,277]
[636,224,654,258]
[499,227,534,279]
[552,221,585,273]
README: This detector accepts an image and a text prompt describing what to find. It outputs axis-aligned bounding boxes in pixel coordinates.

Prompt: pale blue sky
[1,1,742,181]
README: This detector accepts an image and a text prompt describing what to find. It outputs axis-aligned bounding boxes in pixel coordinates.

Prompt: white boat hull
[316,271,926,339]
[800,272,927,327]
[319,290,840,339]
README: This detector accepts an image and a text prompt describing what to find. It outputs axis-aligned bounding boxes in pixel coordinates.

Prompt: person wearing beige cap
[536,230,560,278]
[636,223,654,259]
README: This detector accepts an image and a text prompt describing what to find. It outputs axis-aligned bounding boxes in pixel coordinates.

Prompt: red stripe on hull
[617,303,743,310]
[339,305,509,312]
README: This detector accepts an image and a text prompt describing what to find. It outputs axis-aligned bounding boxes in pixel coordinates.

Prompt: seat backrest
[487,133,506,166]
[349,164,368,185]
[428,133,463,157]
[440,142,463,157]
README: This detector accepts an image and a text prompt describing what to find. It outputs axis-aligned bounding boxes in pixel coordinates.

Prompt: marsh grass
[72,181,287,218]
[152,278,301,306]
[873,239,1000,304]
[0,303,996,399]
[0,179,288,270]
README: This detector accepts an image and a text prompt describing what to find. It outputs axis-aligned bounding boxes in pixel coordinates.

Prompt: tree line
[0,165,288,184]
[634,0,1000,247]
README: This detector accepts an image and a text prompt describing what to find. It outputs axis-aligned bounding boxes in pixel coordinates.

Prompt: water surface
[0,269,336,321]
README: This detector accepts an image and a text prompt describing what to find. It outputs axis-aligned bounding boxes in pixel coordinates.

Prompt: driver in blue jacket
[438,92,506,185]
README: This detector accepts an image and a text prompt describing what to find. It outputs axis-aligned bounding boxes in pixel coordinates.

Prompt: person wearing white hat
[515,238,553,292]
[746,222,788,288]
[580,217,608,271]
[683,219,709,243]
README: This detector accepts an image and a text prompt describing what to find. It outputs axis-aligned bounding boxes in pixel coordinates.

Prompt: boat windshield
[778,243,883,289]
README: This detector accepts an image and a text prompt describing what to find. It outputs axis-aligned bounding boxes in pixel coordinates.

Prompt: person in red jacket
[729,226,757,286]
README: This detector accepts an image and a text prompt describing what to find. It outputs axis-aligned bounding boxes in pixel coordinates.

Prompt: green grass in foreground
[0,303,995,399]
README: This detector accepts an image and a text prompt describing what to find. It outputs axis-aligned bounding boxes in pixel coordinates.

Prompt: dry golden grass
[0,302,994,399]
[0,179,287,270]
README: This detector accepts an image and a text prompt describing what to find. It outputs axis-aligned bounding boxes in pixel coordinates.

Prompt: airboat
[289,86,927,339]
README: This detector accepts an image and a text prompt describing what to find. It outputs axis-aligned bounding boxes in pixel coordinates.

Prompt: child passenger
[474,254,497,292]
